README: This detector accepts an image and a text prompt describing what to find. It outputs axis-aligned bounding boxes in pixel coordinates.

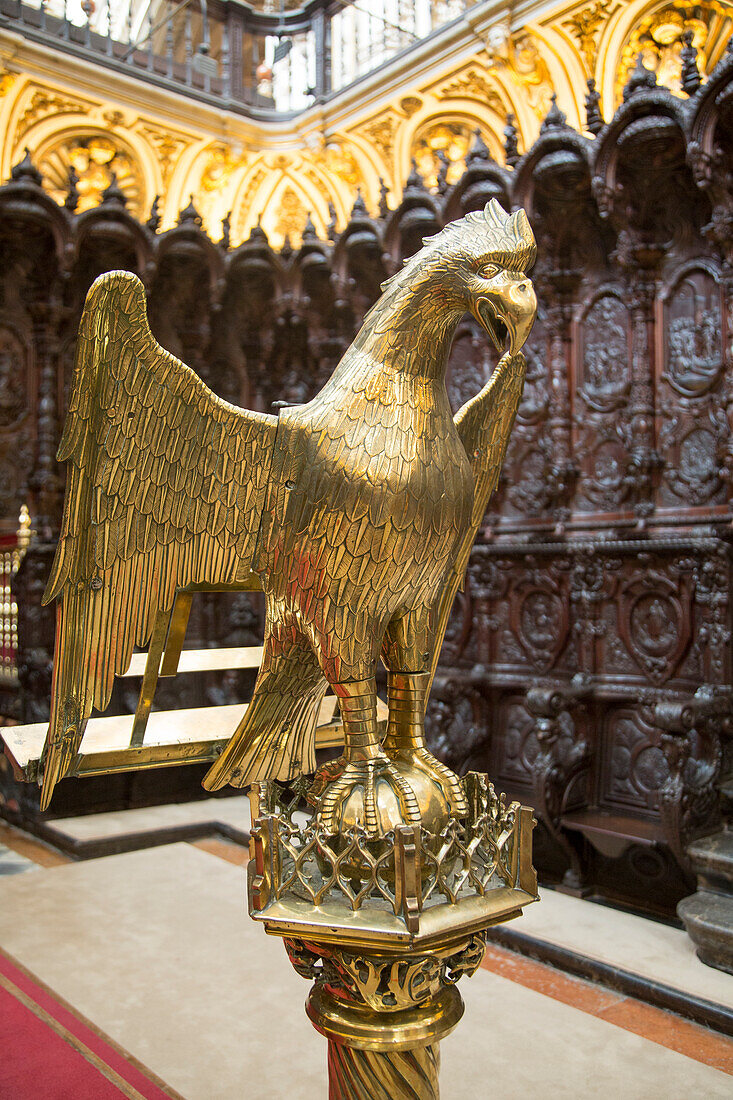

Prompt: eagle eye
[480,263,500,280]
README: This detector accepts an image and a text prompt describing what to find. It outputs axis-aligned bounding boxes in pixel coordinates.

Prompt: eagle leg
[382,671,469,819]
[312,678,421,837]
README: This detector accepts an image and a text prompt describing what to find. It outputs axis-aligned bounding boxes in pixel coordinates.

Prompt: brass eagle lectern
[38,199,540,1098]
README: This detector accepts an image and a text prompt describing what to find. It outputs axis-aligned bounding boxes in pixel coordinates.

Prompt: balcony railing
[0,0,475,116]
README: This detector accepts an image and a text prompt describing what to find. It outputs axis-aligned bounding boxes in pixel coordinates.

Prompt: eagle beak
[474,274,537,355]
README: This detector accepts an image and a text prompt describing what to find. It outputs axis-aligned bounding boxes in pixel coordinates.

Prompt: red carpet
[0,949,176,1099]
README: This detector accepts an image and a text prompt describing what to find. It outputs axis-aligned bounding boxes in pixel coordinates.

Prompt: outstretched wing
[426,351,527,691]
[41,270,278,807]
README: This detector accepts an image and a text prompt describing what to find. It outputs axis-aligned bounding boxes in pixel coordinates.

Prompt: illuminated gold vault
[0,0,730,247]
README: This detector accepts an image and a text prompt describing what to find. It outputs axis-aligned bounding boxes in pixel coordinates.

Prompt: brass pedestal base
[307,983,462,1099]
[249,774,538,1098]
[307,982,464,1051]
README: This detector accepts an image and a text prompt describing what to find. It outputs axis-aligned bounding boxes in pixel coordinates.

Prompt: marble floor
[0,824,730,1099]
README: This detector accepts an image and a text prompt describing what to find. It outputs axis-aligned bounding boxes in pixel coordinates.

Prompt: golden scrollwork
[399,95,423,117]
[359,111,400,171]
[283,934,487,1013]
[17,86,92,136]
[272,185,308,247]
[102,109,128,128]
[138,123,190,187]
[563,1,619,75]
[323,141,362,187]
[438,67,507,117]
[190,142,245,234]
[0,67,16,97]
[199,143,242,192]
[234,166,269,241]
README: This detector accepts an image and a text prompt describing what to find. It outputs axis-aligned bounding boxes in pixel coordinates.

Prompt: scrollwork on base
[284,933,487,1014]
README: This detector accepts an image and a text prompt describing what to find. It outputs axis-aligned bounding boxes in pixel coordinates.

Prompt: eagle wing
[426,351,527,691]
[40,270,278,807]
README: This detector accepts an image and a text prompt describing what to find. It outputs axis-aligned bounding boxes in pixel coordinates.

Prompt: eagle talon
[314,755,421,838]
[387,745,469,820]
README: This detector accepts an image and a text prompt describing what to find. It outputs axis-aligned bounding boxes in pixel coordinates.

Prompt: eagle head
[422,199,538,355]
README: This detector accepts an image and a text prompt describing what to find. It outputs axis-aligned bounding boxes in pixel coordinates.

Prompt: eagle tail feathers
[203,678,328,792]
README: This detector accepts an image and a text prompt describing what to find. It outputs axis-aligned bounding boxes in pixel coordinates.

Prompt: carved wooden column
[543,273,578,530]
[526,675,592,893]
[29,297,62,540]
[611,237,663,524]
[695,174,733,513]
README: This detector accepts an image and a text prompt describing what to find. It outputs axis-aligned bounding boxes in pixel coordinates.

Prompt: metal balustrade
[0,0,475,116]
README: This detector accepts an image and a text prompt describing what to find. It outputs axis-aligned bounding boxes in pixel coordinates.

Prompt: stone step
[678,890,733,976]
[687,829,733,894]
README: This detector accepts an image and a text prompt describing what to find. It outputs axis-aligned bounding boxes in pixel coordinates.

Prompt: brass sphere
[330,759,452,838]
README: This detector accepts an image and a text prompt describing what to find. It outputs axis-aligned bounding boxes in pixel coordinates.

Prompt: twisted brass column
[326,1041,440,1100]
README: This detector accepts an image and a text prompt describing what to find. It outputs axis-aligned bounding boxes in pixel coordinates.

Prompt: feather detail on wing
[40,270,278,808]
[426,351,527,693]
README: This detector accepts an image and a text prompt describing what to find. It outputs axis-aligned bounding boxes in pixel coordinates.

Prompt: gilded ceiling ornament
[199,143,241,192]
[37,134,144,216]
[438,67,508,117]
[323,141,362,187]
[102,109,128,128]
[234,165,268,240]
[562,1,619,75]
[359,111,399,172]
[0,66,16,97]
[399,95,423,117]
[485,32,555,120]
[411,121,486,192]
[138,123,190,186]
[17,87,92,136]
[615,3,731,103]
[190,143,245,240]
[303,167,338,217]
[273,185,308,248]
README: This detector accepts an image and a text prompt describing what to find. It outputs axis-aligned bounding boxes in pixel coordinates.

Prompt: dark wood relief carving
[2,45,733,915]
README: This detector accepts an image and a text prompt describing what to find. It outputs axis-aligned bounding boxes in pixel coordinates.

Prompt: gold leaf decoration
[562,1,619,75]
[615,2,732,104]
[0,67,16,97]
[411,121,489,191]
[38,134,144,216]
[17,87,92,136]
[439,68,508,117]
[138,124,191,186]
[272,186,307,248]
[359,112,399,171]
